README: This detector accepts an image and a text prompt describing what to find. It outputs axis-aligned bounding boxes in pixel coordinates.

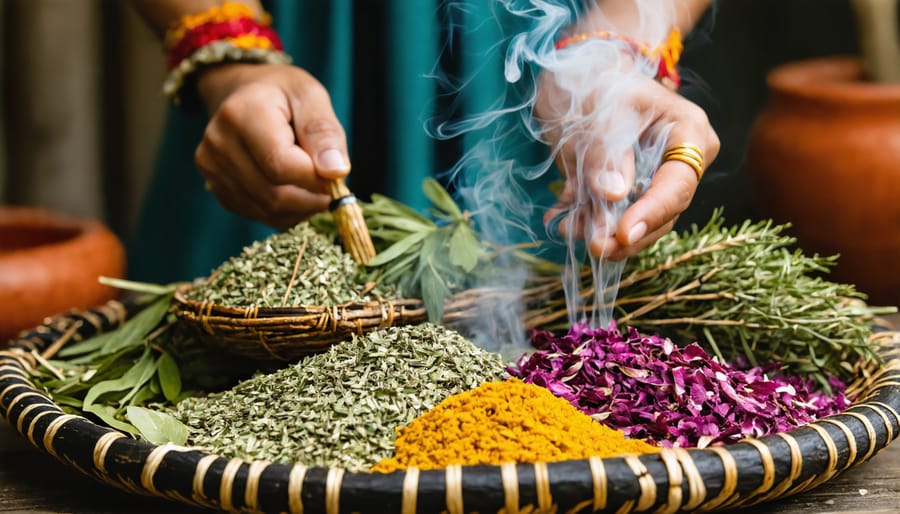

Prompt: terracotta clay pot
[0,206,126,343]
[746,56,900,306]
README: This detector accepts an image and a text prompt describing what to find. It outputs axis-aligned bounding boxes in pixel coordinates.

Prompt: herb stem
[283,235,310,306]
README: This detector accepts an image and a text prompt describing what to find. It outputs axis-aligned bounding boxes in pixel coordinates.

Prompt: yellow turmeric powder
[371,378,658,473]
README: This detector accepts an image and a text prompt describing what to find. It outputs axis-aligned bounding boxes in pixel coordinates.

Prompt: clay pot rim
[0,205,102,256]
[767,56,900,104]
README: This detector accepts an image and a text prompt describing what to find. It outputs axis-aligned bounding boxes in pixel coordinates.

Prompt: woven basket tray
[173,280,555,361]
[2,301,899,514]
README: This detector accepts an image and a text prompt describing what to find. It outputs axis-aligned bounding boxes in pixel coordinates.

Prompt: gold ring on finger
[662,143,704,181]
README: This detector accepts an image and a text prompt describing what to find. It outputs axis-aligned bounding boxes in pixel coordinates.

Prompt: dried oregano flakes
[187,221,387,308]
[172,323,507,470]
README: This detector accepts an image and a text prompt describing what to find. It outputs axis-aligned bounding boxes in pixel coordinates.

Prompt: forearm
[133,0,265,39]
[573,0,714,40]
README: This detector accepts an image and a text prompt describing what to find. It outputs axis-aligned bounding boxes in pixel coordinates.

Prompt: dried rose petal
[508,323,852,447]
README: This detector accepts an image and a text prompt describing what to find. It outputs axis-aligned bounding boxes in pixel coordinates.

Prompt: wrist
[160,2,290,110]
[195,62,257,112]
[555,28,683,90]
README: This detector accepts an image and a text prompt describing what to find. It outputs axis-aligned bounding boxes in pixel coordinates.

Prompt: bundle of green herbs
[312,179,510,322]
[187,221,389,308]
[29,284,254,445]
[526,211,896,389]
[172,323,507,469]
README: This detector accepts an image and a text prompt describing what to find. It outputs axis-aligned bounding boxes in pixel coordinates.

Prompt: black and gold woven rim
[2,300,899,514]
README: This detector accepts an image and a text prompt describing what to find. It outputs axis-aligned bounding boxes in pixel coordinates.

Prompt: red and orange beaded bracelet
[555,28,684,90]
[164,2,284,70]
[162,2,291,106]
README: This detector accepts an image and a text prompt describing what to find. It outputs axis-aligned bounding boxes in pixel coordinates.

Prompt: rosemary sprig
[527,211,896,389]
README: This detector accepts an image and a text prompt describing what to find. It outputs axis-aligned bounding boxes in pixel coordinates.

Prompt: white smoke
[432,0,678,354]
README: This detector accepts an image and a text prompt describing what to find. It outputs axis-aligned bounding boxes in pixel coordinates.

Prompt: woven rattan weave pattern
[173,282,551,361]
[2,300,899,514]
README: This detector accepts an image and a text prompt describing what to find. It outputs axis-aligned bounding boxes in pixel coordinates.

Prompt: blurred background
[0,0,864,243]
[1,0,165,240]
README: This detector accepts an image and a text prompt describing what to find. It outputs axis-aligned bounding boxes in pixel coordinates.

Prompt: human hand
[536,70,719,261]
[193,63,350,228]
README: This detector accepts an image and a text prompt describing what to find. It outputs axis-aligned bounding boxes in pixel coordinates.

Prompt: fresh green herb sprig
[30,284,253,444]
[314,179,491,322]
[526,210,896,389]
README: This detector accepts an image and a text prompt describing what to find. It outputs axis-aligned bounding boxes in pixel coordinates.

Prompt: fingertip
[315,148,351,176]
[598,171,628,200]
[619,220,647,247]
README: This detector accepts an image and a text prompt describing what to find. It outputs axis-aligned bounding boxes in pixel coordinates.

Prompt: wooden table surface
[3,314,899,513]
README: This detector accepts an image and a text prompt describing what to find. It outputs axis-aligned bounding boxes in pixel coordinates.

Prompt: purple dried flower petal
[508,322,853,447]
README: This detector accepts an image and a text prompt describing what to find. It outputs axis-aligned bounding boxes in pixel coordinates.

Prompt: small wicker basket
[173,280,556,361]
[2,301,899,514]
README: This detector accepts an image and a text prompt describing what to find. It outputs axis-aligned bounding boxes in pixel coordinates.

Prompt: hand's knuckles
[256,149,290,182]
[194,145,214,173]
[264,190,297,216]
[300,118,345,144]
[200,124,228,152]
[215,96,248,127]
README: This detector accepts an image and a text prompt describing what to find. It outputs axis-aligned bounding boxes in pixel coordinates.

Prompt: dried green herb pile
[172,323,507,470]
[187,221,386,308]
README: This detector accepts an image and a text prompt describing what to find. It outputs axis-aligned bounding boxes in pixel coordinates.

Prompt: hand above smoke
[193,62,352,229]
[536,73,720,262]
[536,0,719,262]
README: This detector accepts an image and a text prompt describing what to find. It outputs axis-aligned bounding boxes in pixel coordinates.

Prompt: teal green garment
[128,1,564,283]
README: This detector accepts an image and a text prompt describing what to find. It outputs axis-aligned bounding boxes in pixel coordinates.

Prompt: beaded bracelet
[162,41,292,105]
[162,2,290,108]
[555,28,683,90]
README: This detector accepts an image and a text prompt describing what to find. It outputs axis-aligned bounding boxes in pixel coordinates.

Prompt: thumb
[292,97,351,181]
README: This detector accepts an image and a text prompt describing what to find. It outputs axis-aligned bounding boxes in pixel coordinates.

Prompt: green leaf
[127,382,158,407]
[422,178,462,219]
[87,404,139,435]
[50,395,84,409]
[448,223,481,273]
[365,230,430,267]
[378,252,421,290]
[421,261,451,323]
[126,406,189,445]
[368,194,433,224]
[118,355,161,407]
[370,215,434,233]
[82,350,156,412]
[157,352,182,403]
[59,294,172,358]
[98,277,176,296]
